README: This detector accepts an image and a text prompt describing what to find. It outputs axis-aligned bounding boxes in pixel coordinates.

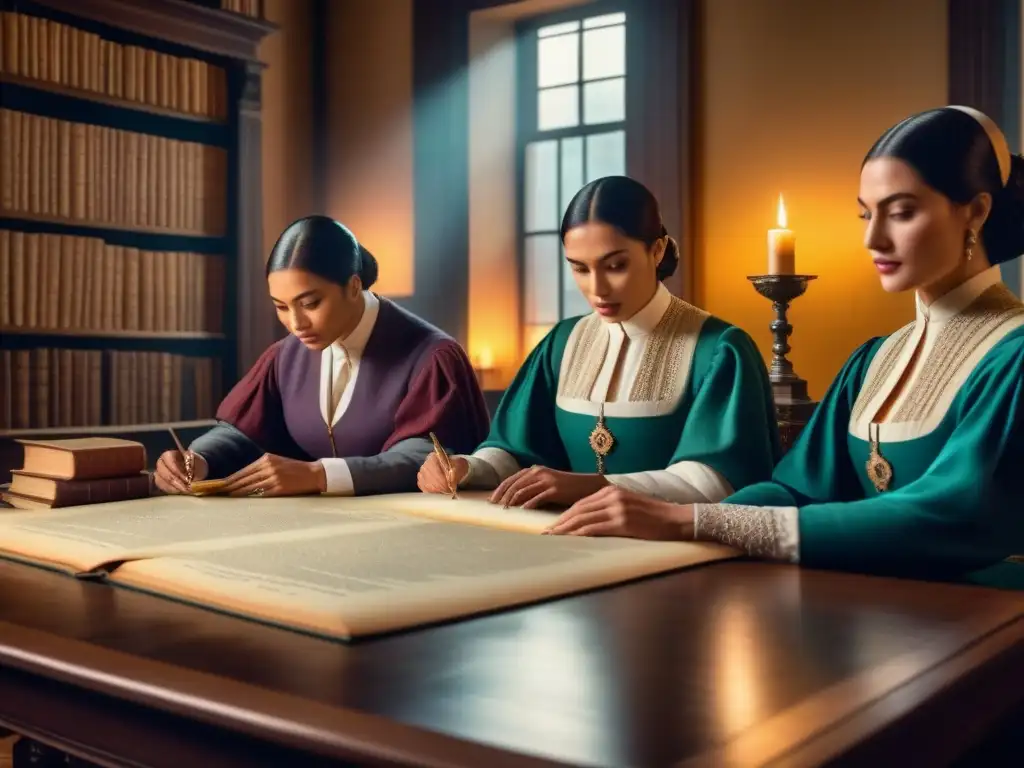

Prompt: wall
[466,0,592,386]
[325,0,415,298]
[260,0,316,274]
[467,12,520,385]
[309,0,950,399]
[696,0,948,399]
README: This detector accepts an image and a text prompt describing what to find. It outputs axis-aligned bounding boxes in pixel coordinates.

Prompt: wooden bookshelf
[0,72,225,124]
[1,326,226,339]
[1,208,226,237]
[0,418,216,438]
[0,0,277,482]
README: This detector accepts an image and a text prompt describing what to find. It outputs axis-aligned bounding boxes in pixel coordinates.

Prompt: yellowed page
[110,520,739,640]
[0,494,417,574]
[340,491,558,533]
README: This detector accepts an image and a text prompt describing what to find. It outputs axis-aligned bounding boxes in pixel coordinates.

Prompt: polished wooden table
[0,557,1021,767]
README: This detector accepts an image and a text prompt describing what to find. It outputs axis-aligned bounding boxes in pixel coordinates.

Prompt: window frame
[514,1,628,351]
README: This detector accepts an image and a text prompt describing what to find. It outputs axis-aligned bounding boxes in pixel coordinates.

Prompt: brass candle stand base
[748,274,818,451]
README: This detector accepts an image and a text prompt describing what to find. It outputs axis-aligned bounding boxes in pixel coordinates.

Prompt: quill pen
[429,432,458,499]
[168,427,194,490]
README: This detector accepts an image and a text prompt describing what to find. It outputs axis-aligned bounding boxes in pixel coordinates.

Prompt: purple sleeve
[213,340,305,460]
[383,339,490,455]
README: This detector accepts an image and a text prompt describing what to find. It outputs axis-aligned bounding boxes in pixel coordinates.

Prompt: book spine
[52,473,151,506]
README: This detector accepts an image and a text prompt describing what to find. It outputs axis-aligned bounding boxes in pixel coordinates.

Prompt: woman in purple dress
[153,215,490,497]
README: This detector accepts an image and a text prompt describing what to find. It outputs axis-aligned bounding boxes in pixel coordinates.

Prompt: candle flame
[776,194,788,228]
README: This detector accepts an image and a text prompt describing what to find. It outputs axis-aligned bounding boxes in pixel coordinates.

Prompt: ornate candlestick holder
[747,274,818,451]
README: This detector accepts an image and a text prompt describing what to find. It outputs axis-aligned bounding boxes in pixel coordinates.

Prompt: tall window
[517,8,627,349]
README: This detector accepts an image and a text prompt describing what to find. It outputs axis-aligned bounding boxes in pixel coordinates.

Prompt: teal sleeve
[723,337,882,507]
[670,324,782,491]
[474,321,574,471]
[796,332,1024,581]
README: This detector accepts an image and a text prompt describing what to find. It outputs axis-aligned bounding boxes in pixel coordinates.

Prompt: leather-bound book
[7,470,151,508]
[16,437,146,480]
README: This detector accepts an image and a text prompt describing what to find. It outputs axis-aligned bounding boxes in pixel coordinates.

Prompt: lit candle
[767,194,795,275]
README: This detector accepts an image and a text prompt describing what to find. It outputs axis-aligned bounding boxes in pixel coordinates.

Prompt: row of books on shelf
[0,348,223,431]
[4,436,152,509]
[0,10,229,120]
[1,109,227,235]
[0,231,226,334]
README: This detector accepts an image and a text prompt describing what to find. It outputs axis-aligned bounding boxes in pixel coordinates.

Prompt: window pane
[585,130,625,182]
[562,255,593,319]
[524,140,558,232]
[538,21,579,37]
[524,234,561,324]
[583,77,625,124]
[583,12,626,29]
[583,25,625,80]
[538,85,579,131]
[538,32,578,87]
[560,136,583,215]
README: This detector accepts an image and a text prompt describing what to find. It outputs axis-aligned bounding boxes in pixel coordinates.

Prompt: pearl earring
[966,231,977,261]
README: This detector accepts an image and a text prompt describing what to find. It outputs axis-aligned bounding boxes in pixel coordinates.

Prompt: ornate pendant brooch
[866,422,892,492]
[589,403,615,475]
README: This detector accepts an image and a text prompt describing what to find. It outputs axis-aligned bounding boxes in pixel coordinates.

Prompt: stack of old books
[2,437,150,510]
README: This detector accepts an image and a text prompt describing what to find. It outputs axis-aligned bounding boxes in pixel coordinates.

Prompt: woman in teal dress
[546,107,1024,589]
[418,176,781,509]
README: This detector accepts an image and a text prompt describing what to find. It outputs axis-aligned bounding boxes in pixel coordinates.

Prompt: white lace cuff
[692,503,800,563]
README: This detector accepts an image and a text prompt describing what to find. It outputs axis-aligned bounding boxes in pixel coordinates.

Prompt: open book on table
[0,491,739,640]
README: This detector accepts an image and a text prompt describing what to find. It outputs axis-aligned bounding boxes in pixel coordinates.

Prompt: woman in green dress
[545,107,1024,589]
[418,176,781,509]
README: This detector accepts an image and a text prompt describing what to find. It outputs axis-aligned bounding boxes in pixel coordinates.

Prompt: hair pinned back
[560,176,679,281]
[864,107,1024,265]
[266,215,379,289]
[357,243,379,288]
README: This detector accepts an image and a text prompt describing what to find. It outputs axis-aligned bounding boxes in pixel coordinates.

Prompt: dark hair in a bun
[357,244,379,289]
[560,175,678,281]
[983,154,1024,265]
[265,215,379,289]
[863,107,1024,265]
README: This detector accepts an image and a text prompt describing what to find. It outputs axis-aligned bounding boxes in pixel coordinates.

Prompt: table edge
[676,609,1024,767]
[771,614,1024,767]
[0,620,572,768]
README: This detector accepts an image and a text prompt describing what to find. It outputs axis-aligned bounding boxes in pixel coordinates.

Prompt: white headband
[948,105,1012,186]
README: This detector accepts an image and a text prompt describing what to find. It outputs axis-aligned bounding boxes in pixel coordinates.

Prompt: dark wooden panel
[0,559,1021,766]
[231,60,279,377]
[310,0,329,215]
[625,0,695,301]
[948,0,1022,294]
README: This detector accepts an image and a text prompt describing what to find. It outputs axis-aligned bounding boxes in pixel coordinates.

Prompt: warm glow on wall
[467,11,521,390]
[477,346,495,370]
[326,0,415,299]
[355,221,414,297]
[523,324,552,356]
[698,0,946,399]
